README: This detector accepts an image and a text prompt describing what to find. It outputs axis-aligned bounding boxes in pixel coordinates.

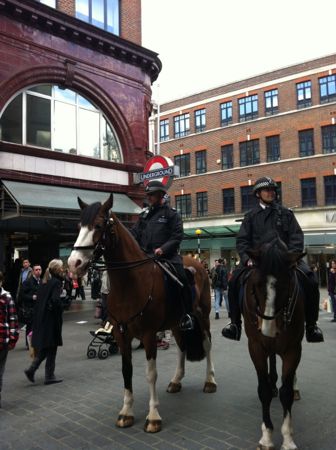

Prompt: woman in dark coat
[24,259,64,385]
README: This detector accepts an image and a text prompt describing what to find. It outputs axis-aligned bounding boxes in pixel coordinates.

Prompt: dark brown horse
[68,194,216,433]
[243,235,304,450]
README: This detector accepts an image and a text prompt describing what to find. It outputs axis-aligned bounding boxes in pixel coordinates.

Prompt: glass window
[175,194,191,218]
[26,94,51,148]
[241,185,257,212]
[266,135,280,162]
[0,85,122,162]
[196,192,208,217]
[195,150,207,174]
[36,0,56,7]
[0,94,22,144]
[296,81,312,108]
[299,129,314,157]
[194,109,206,133]
[220,101,232,126]
[223,188,235,214]
[319,75,336,104]
[239,139,260,167]
[159,119,169,142]
[174,113,190,138]
[321,125,336,154]
[221,144,233,170]
[238,95,258,122]
[174,154,190,177]
[264,89,278,115]
[324,175,336,205]
[301,178,316,207]
[75,0,120,35]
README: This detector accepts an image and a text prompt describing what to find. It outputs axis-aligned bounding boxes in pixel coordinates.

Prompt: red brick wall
[57,0,75,16]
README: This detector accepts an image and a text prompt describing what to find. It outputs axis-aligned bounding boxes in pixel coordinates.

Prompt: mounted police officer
[222,176,324,343]
[131,179,194,330]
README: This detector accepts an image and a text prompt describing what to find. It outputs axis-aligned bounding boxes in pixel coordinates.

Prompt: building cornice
[0,0,162,82]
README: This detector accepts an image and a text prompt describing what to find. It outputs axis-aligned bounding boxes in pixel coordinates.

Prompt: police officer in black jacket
[131,180,194,330]
[222,176,324,343]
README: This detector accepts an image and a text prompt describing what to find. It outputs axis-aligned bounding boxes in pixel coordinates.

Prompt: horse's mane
[110,212,146,255]
[257,232,289,277]
[80,202,102,226]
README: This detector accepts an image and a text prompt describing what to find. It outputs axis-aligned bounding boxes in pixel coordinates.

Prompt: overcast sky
[142,0,336,104]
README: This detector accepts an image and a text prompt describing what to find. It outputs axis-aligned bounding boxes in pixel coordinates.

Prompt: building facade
[0,0,161,271]
[153,54,336,284]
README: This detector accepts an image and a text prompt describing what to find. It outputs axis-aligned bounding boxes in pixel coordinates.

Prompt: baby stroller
[87,322,119,359]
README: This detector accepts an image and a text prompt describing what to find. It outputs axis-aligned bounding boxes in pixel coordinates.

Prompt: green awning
[1,180,141,219]
[183,224,240,239]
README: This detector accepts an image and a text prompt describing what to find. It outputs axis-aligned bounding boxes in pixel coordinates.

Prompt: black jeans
[30,347,58,380]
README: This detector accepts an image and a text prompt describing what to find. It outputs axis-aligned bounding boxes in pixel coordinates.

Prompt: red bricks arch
[0,64,135,160]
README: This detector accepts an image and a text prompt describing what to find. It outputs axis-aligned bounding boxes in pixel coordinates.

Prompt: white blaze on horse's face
[262,275,278,338]
[68,225,95,275]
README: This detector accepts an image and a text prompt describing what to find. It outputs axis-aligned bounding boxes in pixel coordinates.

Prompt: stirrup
[179,314,194,331]
[221,323,241,341]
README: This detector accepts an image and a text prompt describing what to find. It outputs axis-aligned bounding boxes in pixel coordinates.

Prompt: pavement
[1,289,336,450]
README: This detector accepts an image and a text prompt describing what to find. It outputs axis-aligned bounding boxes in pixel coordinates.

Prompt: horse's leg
[248,342,275,450]
[293,372,300,401]
[202,331,217,393]
[116,338,134,428]
[167,332,185,393]
[144,334,162,433]
[268,353,278,397]
[279,348,301,450]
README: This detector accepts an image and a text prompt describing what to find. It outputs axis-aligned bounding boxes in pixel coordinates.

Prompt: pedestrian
[211,259,228,319]
[21,264,42,349]
[222,176,324,343]
[74,276,86,300]
[0,271,19,407]
[16,259,33,307]
[24,259,64,385]
[327,259,336,322]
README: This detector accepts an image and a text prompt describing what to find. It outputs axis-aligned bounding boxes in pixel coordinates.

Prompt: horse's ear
[102,193,113,212]
[78,197,88,210]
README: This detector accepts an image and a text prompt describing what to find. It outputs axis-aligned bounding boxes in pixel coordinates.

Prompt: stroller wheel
[87,348,97,359]
[98,348,109,359]
[109,342,119,354]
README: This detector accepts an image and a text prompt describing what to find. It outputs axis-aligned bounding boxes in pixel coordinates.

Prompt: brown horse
[243,235,304,450]
[68,194,216,433]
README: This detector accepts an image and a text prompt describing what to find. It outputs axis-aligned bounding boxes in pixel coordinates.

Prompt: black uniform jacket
[32,276,63,350]
[131,203,183,265]
[236,203,304,266]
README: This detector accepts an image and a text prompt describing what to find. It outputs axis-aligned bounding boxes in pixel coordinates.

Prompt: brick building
[0,0,161,271]
[152,53,336,284]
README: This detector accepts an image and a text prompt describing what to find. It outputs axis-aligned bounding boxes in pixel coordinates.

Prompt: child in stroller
[87,321,118,359]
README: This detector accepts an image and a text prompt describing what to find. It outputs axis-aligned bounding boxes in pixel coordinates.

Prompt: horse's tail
[183,314,206,362]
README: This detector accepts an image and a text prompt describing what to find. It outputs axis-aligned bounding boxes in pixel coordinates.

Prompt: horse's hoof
[203,381,217,393]
[272,387,279,397]
[116,414,134,428]
[293,389,301,401]
[144,418,162,433]
[166,382,182,393]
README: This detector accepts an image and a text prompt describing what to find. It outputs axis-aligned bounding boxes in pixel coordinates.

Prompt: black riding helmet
[145,180,167,194]
[253,177,278,196]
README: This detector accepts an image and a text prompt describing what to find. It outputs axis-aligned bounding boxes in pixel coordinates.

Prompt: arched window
[0,84,122,163]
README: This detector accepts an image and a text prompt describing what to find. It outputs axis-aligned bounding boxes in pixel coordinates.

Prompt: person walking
[221,176,324,343]
[24,259,64,385]
[327,259,336,322]
[0,271,19,407]
[211,259,227,319]
[21,264,42,349]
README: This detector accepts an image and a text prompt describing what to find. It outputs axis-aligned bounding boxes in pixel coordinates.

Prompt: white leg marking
[146,359,161,421]
[170,346,185,385]
[262,275,277,338]
[118,389,134,417]
[259,422,274,448]
[203,334,216,386]
[281,412,297,450]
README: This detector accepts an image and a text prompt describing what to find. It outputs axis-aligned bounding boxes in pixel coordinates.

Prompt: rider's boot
[221,284,242,341]
[179,284,194,331]
[303,276,324,343]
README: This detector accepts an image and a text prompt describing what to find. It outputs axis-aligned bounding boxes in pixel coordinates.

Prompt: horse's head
[247,235,304,338]
[68,194,113,277]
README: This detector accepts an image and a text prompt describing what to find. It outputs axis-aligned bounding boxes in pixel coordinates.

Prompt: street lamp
[195,228,202,260]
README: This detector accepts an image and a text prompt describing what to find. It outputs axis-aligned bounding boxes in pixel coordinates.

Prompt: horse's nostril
[75,259,82,268]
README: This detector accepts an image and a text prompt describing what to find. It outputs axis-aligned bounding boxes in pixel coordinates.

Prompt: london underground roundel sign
[140,155,176,188]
